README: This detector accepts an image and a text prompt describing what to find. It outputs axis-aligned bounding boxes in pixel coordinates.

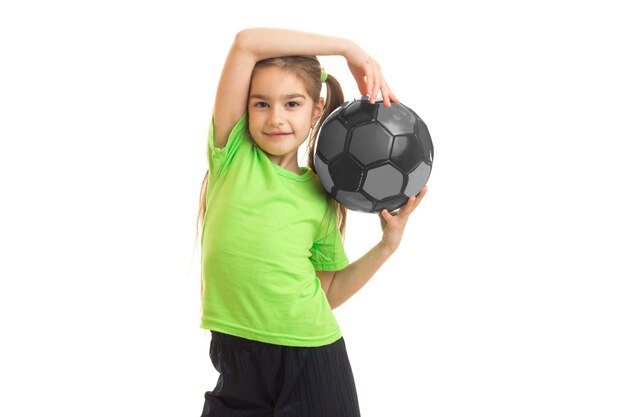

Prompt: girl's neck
[266,153,302,176]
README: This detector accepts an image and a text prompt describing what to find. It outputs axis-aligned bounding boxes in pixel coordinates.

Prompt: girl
[196,28,428,417]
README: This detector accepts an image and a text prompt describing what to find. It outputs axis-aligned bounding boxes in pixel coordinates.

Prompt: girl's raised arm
[212,28,397,148]
[211,31,258,148]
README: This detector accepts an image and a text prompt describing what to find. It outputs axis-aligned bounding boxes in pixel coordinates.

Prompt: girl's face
[247,66,323,169]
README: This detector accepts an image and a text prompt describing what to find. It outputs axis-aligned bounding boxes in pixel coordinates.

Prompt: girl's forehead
[250,67,307,96]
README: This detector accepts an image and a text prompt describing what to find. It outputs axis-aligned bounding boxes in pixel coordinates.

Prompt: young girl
[196,28,428,417]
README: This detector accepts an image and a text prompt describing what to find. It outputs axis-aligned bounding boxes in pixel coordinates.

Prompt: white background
[1,1,625,416]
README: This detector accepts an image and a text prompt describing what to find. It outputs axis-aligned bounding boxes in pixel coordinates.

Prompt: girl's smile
[264,131,293,139]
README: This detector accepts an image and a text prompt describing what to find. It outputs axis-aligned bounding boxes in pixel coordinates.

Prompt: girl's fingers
[380,209,392,223]
[382,79,398,107]
[410,187,428,214]
[368,63,396,107]
[354,75,367,96]
[363,62,374,97]
[376,69,389,106]
[380,87,389,107]
[381,81,393,107]
[370,75,380,103]
[365,62,378,103]
[371,64,382,104]
[400,196,416,219]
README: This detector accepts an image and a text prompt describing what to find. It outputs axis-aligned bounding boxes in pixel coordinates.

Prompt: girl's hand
[378,186,428,254]
[344,44,398,107]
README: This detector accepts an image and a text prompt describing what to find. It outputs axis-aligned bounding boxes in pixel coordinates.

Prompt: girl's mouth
[265,132,292,138]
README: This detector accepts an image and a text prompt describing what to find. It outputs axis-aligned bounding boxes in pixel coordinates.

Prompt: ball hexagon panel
[314,155,334,192]
[328,154,365,192]
[376,102,417,135]
[391,134,423,172]
[374,194,409,213]
[335,190,374,213]
[404,162,431,197]
[339,100,378,126]
[317,119,347,162]
[362,164,404,200]
[416,118,434,164]
[349,123,393,166]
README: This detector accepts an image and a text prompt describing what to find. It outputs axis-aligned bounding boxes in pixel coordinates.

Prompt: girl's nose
[268,108,285,126]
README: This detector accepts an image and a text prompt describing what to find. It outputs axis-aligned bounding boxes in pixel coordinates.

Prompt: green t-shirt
[200,113,349,347]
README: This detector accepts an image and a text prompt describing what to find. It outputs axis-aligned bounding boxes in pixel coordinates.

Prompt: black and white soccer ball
[314,96,434,213]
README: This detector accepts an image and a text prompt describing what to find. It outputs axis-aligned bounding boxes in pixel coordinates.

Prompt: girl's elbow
[327,291,343,310]
[329,299,345,310]
[234,29,258,50]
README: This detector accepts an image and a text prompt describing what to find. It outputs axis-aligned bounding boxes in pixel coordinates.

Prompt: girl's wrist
[340,39,360,59]
[377,241,396,259]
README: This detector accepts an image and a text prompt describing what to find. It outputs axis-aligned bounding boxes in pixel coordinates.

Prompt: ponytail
[193,168,209,259]
[307,73,348,239]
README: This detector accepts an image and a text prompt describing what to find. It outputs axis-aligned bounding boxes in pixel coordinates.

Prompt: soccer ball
[314,97,434,213]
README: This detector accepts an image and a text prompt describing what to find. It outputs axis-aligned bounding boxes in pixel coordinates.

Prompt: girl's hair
[194,55,348,252]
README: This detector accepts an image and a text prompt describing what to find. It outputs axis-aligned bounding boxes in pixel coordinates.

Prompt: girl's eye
[287,101,301,108]
[254,102,269,108]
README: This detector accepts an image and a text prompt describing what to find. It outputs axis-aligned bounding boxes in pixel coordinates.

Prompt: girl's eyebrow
[249,93,306,100]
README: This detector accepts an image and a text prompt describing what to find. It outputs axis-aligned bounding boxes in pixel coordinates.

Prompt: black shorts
[201,331,361,417]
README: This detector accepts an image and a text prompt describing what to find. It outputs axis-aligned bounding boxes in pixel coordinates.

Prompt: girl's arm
[212,28,396,148]
[326,187,428,309]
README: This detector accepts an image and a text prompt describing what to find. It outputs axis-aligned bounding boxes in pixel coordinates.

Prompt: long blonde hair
[194,56,347,251]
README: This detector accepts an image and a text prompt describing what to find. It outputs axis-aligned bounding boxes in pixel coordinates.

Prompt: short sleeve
[207,113,248,180]
[309,202,349,271]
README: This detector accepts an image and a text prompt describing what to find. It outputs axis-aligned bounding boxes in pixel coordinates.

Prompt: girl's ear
[312,97,324,125]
